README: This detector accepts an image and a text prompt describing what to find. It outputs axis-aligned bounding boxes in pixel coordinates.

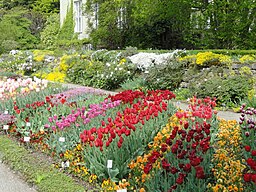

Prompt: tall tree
[32,0,60,14]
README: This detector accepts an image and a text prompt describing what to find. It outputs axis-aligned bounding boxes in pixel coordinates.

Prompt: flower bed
[0,81,255,191]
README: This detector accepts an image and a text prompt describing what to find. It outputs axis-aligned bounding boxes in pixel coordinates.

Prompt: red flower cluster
[13,100,46,115]
[188,96,216,119]
[107,90,145,104]
[244,173,256,183]
[108,90,176,104]
[80,90,176,150]
[139,97,217,191]
[45,94,67,106]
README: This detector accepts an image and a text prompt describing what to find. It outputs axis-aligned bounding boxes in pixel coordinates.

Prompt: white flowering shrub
[128,50,185,71]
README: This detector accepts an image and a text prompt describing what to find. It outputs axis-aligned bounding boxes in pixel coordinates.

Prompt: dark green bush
[143,58,187,90]
[0,7,38,53]
[193,75,253,107]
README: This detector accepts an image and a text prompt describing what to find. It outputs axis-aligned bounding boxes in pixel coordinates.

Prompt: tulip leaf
[108,168,119,181]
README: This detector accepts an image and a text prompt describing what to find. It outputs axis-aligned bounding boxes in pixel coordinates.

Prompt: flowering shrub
[239,55,256,64]
[179,52,231,67]
[42,70,66,82]
[67,57,135,90]
[33,50,54,62]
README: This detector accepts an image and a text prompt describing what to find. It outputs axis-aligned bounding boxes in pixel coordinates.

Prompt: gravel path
[0,160,36,192]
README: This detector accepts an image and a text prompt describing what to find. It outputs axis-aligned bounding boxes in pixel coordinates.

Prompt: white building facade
[60,0,91,39]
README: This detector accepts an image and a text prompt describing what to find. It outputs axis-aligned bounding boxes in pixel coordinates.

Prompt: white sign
[3,125,9,130]
[117,189,127,192]
[59,137,65,142]
[107,160,113,169]
[24,137,30,142]
[61,161,70,168]
[4,111,8,114]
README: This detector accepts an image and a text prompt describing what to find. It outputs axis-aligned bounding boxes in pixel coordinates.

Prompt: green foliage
[32,0,60,15]
[0,0,37,9]
[187,49,256,56]
[143,58,186,90]
[86,0,123,49]
[85,0,256,50]
[0,7,38,53]
[193,75,253,107]
[57,2,74,41]
[121,46,139,57]
[120,77,146,91]
[241,89,256,109]
[66,59,134,90]
[173,88,192,101]
[40,13,60,48]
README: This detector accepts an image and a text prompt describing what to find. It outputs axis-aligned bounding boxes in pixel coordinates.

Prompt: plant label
[26,122,31,127]
[4,110,8,114]
[59,137,65,142]
[117,189,127,192]
[3,125,9,130]
[107,160,113,168]
[61,161,69,168]
[24,137,30,142]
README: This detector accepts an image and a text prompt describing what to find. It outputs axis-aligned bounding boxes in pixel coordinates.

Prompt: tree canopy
[85,0,256,50]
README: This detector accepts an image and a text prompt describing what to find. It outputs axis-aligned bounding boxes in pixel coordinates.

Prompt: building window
[74,0,82,33]
[93,3,99,28]
[117,7,125,29]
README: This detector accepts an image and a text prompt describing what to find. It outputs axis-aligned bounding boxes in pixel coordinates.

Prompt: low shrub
[192,75,253,107]
[143,57,186,90]
[179,52,231,67]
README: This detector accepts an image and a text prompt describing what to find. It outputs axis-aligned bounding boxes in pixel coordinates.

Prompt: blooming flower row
[128,97,217,191]
[0,77,48,101]
[210,119,245,192]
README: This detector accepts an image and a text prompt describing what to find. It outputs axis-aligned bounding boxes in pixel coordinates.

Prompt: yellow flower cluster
[196,52,231,66]
[119,58,126,65]
[178,55,196,63]
[101,179,132,192]
[239,66,253,76]
[211,119,245,192]
[59,55,73,72]
[101,178,118,191]
[128,113,183,185]
[45,71,66,82]
[89,174,98,183]
[179,52,231,66]
[33,50,54,62]
[63,144,89,178]
[239,55,255,63]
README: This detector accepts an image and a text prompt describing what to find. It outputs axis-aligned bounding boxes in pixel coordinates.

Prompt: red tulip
[251,150,256,156]
[244,173,251,182]
[245,145,251,152]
